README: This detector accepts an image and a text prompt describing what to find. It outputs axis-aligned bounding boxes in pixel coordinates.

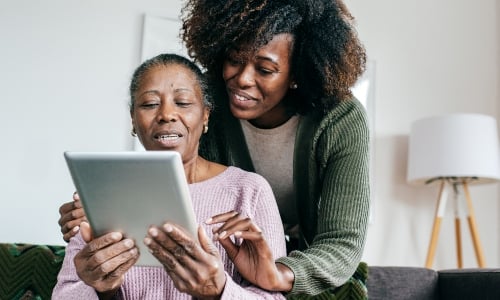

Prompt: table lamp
[407,113,499,268]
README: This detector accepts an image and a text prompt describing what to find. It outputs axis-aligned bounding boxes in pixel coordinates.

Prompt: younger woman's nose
[235,64,256,88]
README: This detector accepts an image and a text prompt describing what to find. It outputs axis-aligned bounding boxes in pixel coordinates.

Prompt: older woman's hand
[58,192,87,242]
[74,227,139,297]
[144,223,226,298]
[207,211,294,292]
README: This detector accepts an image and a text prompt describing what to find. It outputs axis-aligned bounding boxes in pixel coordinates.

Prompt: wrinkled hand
[144,223,226,299]
[58,192,87,242]
[208,211,294,292]
[75,227,139,296]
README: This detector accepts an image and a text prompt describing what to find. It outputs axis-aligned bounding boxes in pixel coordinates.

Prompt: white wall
[1,0,498,270]
[346,0,500,269]
[0,0,180,245]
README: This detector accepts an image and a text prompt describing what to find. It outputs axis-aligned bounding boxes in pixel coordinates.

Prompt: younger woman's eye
[258,68,275,75]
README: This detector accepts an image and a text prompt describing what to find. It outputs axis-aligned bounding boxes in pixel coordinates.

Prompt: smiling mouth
[156,134,181,141]
[235,93,252,101]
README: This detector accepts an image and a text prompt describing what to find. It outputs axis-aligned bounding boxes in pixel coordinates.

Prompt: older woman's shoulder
[215,167,272,196]
[223,167,270,187]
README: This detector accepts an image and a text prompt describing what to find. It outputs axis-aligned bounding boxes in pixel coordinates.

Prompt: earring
[290,83,298,89]
[131,128,137,137]
[203,124,208,134]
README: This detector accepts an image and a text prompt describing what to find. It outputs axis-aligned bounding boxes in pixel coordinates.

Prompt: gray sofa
[2,242,499,300]
[367,266,500,300]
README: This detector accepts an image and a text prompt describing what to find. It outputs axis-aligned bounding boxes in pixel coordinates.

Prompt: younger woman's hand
[58,192,87,242]
[144,223,226,298]
[207,211,294,292]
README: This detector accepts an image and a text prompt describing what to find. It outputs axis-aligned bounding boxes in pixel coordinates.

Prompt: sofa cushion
[438,268,500,300]
[367,266,439,300]
[0,243,65,300]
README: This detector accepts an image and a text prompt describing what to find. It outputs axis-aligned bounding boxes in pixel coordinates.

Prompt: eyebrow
[138,90,159,97]
[138,87,194,97]
[174,87,194,93]
[255,55,279,65]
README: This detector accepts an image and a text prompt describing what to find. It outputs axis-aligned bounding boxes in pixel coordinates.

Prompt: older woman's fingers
[98,246,139,275]
[161,224,198,255]
[145,227,181,268]
[80,232,122,261]
[148,224,199,259]
[144,233,192,281]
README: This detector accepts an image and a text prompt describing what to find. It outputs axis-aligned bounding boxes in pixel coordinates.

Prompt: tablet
[64,151,198,267]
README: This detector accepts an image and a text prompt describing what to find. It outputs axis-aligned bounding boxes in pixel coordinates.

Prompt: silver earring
[203,124,208,134]
[291,83,298,89]
[131,128,137,137]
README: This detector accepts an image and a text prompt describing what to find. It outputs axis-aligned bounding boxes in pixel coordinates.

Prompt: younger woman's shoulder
[326,96,368,123]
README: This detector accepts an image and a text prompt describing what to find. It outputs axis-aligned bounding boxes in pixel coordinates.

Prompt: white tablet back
[64,151,197,267]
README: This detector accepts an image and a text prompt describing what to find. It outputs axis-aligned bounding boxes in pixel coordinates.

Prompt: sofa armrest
[367,266,439,300]
[0,243,66,299]
[438,268,500,300]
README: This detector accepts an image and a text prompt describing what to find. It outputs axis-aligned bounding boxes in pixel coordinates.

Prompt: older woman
[52,53,286,299]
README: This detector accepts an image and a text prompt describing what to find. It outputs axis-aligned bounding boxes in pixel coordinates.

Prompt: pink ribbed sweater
[52,166,286,299]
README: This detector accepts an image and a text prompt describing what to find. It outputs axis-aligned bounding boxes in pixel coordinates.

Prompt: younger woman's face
[131,64,209,164]
[222,33,295,128]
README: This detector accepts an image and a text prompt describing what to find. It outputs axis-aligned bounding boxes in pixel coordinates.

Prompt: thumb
[218,236,239,261]
[197,226,218,255]
[80,221,94,242]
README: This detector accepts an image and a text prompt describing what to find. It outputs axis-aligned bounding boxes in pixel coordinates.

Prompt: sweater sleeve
[220,173,287,299]
[277,99,370,295]
[52,233,100,299]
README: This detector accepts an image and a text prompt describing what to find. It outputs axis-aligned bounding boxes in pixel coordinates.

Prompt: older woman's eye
[140,102,159,109]
[176,101,192,107]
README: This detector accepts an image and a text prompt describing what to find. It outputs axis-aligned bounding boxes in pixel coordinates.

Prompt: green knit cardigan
[199,91,371,297]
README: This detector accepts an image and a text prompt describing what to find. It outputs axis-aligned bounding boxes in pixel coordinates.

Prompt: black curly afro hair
[181,0,366,114]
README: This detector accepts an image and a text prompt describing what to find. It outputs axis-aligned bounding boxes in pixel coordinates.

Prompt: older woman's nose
[157,102,177,123]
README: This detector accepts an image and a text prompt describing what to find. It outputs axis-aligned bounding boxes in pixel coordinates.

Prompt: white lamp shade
[407,113,500,185]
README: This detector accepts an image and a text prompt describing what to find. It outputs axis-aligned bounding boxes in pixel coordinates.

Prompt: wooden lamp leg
[425,180,448,268]
[453,184,463,268]
[462,181,486,267]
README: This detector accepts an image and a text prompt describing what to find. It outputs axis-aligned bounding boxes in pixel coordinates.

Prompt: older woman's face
[222,33,294,128]
[131,64,209,163]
